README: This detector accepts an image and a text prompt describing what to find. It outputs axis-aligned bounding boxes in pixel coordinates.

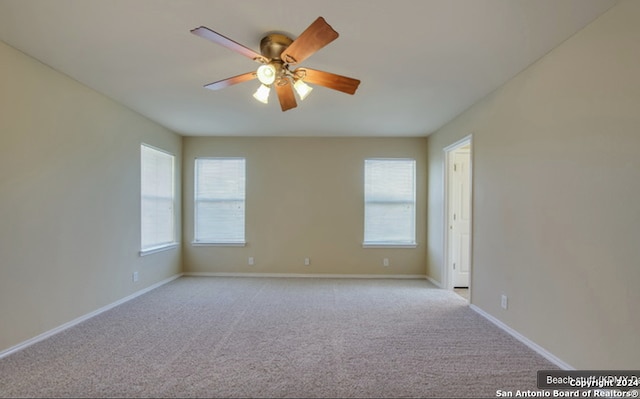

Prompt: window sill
[139,242,179,257]
[192,241,246,247]
[362,242,417,249]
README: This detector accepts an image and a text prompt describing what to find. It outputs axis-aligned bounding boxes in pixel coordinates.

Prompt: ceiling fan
[191,17,361,112]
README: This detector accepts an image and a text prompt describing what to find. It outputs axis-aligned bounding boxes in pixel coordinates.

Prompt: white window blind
[194,158,246,244]
[141,144,176,253]
[364,159,416,246]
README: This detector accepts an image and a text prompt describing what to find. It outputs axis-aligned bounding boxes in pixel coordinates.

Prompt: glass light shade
[253,84,270,104]
[294,79,313,101]
[256,64,276,85]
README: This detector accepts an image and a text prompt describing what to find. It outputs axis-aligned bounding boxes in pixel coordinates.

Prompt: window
[140,144,176,255]
[194,158,246,245]
[364,159,416,247]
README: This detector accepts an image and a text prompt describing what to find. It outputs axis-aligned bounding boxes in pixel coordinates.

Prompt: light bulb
[253,84,270,104]
[256,64,276,85]
[293,79,313,101]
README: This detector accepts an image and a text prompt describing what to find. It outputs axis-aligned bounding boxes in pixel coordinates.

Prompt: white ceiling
[0,0,618,137]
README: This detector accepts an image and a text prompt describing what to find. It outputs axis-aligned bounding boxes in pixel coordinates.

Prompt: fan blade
[203,72,257,91]
[191,26,266,62]
[294,68,360,95]
[280,17,339,65]
[275,80,297,112]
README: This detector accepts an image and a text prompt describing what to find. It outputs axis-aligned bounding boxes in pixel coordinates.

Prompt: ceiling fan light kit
[252,84,271,104]
[293,79,313,101]
[191,17,360,112]
[256,64,276,85]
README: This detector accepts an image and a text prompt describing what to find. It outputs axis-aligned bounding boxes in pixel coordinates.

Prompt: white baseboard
[470,304,574,370]
[0,273,182,360]
[184,272,427,279]
[425,275,442,288]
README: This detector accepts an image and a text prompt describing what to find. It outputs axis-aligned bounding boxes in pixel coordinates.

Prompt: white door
[450,147,471,288]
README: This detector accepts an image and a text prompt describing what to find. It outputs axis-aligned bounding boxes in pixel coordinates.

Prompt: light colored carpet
[0,277,557,398]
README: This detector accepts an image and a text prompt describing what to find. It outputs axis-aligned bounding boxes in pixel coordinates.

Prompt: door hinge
[454,163,457,172]
[453,262,456,270]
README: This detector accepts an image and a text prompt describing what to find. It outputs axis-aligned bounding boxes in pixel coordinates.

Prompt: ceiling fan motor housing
[260,33,293,61]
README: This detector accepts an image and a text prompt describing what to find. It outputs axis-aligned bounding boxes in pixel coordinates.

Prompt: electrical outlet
[383,258,390,267]
[304,257,310,266]
[132,271,139,283]
[501,294,508,310]
[248,257,254,266]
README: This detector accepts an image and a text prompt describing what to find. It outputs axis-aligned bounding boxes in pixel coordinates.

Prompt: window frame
[139,143,178,256]
[193,157,247,246]
[363,158,417,248]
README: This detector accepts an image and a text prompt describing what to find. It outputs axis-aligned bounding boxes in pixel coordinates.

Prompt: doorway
[444,136,473,300]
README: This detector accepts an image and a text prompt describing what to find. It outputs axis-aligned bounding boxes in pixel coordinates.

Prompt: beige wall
[427,0,640,369]
[0,41,182,353]
[183,137,427,276]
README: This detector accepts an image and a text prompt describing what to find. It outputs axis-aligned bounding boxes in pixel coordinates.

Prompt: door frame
[443,135,473,297]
